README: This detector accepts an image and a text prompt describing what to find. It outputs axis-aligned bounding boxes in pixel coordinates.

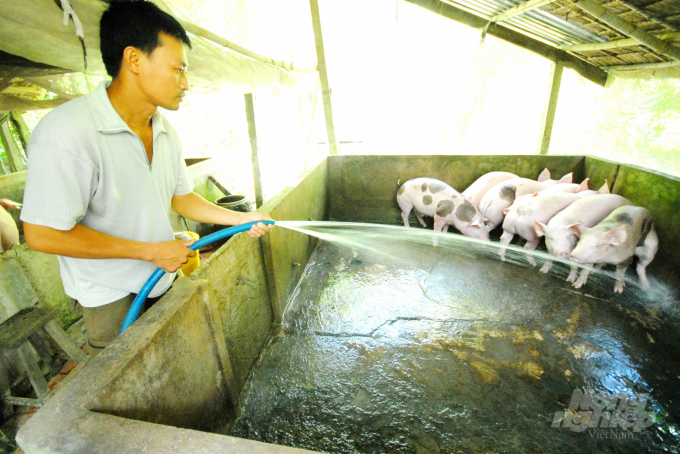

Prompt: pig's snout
[556,250,570,258]
[569,253,582,263]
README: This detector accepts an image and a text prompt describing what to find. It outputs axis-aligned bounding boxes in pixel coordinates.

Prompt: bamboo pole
[605,60,680,71]
[560,32,680,52]
[309,0,338,155]
[573,0,680,62]
[538,60,564,155]
[177,19,318,74]
[490,0,558,23]
[9,112,31,151]
[0,119,27,172]
[244,93,264,208]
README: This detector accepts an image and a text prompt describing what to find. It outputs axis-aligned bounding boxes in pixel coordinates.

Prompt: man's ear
[122,46,143,75]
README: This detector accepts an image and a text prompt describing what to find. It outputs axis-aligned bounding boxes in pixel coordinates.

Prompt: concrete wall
[328,154,680,280]
[17,159,329,454]
[327,154,584,224]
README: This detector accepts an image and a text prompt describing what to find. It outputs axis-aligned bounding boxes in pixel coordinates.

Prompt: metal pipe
[490,0,558,23]
[573,0,680,62]
[560,32,680,52]
[605,60,680,71]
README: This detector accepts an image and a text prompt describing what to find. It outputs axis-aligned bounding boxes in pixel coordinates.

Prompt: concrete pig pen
[17,155,680,453]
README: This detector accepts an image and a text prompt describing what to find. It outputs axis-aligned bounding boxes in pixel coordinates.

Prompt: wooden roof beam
[490,0,560,23]
[574,0,680,62]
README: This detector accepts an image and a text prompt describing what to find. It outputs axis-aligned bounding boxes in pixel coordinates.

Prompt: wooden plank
[309,0,339,153]
[0,119,26,172]
[16,341,49,400]
[491,0,559,23]
[244,94,264,208]
[0,259,39,325]
[9,112,30,152]
[0,308,55,349]
[28,332,61,375]
[404,0,608,86]
[538,60,564,155]
[43,320,86,363]
[3,395,43,407]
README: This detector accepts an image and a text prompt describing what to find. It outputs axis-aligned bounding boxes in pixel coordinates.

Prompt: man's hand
[238,213,275,238]
[148,239,197,273]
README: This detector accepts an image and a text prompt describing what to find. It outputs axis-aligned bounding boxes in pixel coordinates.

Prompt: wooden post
[309,0,338,155]
[244,93,264,208]
[9,112,31,152]
[538,60,564,155]
[0,118,27,172]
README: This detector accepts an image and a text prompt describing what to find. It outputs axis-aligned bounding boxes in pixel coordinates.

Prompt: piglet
[462,171,519,209]
[479,178,548,230]
[397,178,490,240]
[534,194,631,280]
[499,192,589,265]
[0,199,21,252]
[569,206,658,293]
[537,168,573,186]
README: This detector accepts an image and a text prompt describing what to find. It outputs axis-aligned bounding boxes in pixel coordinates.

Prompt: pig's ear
[607,226,627,245]
[470,219,482,228]
[515,183,525,197]
[568,223,586,237]
[532,191,540,197]
[503,207,511,216]
[558,172,573,184]
[577,178,590,192]
[534,221,547,237]
[597,180,610,194]
[538,168,550,182]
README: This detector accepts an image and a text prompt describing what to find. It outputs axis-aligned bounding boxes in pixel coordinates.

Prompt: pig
[397,178,490,240]
[0,199,21,252]
[534,194,631,281]
[569,206,658,293]
[462,171,519,209]
[498,192,593,265]
[537,178,591,195]
[537,168,574,186]
[479,178,548,230]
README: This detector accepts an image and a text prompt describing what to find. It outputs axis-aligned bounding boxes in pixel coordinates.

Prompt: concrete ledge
[16,278,318,454]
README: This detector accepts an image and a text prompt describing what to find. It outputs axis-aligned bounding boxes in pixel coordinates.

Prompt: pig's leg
[442,224,450,232]
[539,259,553,274]
[573,264,595,289]
[566,265,579,283]
[614,260,631,293]
[498,231,514,261]
[432,217,448,247]
[523,241,539,266]
[635,226,658,290]
[397,198,413,228]
[414,211,427,228]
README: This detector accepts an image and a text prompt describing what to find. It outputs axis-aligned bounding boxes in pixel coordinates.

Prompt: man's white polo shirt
[21,80,194,307]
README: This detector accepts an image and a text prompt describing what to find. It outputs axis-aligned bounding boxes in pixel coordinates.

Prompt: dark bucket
[214,194,252,213]
[209,195,253,249]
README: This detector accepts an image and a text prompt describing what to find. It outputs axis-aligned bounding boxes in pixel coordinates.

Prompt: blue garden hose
[119,220,275,333]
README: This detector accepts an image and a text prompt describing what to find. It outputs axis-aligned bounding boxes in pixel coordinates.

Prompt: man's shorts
[77,293,163,357]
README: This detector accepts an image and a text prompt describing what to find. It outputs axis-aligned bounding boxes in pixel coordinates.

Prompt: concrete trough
[16,155,680,453]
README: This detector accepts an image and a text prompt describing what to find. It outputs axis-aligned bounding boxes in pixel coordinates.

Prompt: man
[20,0,274,356]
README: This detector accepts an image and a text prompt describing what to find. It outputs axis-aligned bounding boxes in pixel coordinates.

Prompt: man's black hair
[100,0,192,79]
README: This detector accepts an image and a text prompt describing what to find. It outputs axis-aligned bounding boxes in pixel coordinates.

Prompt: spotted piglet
[569,206,658,293]
[396,178,490,240]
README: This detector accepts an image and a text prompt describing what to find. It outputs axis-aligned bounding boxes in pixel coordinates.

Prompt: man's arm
[171,192,274,237]
[23,222,196,273]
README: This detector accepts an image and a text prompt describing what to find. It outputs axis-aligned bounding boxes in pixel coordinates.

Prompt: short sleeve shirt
[20,80,194,307]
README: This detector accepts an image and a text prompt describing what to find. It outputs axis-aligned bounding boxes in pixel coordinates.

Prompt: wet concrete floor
[232,227,680,454]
